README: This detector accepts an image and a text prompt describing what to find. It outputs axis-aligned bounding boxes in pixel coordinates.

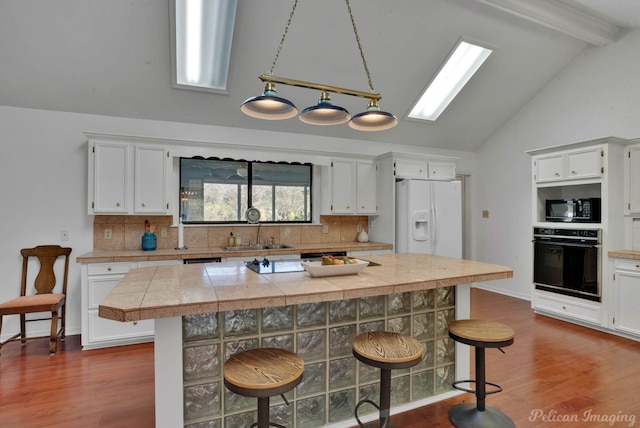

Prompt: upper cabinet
[134,146,169,213]
[91,142,129,213]
[329,159,377,215]
[627,144,640,214]
[394,158,456,181]
[534,147,602,183]
[88,137,170,215]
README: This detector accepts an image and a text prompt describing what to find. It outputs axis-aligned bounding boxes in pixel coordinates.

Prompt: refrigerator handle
[432,205,438,249]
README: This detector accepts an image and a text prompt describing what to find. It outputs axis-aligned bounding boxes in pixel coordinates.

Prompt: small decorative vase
[142,232,157,251]
[358,229,369,243]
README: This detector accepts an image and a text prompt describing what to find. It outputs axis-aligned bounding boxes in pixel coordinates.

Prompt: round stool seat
[224,348,304,398]
[353,332,423,428]
[448,319,514,348]
[353,331,422,370]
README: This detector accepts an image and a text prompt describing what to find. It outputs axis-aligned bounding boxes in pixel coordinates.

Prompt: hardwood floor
[1,288,639,427]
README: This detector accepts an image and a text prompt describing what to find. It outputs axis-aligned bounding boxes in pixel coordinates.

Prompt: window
[171,0,237,92]
[180,158,312,223]
[408,39,493,122]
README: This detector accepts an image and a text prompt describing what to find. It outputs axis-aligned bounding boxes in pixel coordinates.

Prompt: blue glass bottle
[141,232,157,251]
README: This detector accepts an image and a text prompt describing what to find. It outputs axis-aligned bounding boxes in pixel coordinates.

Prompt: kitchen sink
[222,244,293,251]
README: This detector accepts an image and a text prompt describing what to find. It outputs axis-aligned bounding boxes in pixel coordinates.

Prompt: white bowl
[301,259,369,277]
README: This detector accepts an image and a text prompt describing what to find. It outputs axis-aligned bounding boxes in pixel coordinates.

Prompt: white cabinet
[91,142,129,213]
[134,145,169,213]
[394,158,428,179]
[534,147,602,183]
[356,160,377,214]
[330,159,377,215]
[394,158,456,181]
[81,260,180,349]
[533,291,602,326]
[610,259,640,338]
[88,138,170,215]
[627,145,640,214]
[427,162,457,181]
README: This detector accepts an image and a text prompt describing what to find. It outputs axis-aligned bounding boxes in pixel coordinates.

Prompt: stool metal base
[449,402,515,428]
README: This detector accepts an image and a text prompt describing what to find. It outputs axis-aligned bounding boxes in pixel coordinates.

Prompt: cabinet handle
[361,206,365,209]
[554,172,560,176]
[346,206,350,209]
[636,264,640,268]
[107,266,112,271]
[133,321,138,326]
[116,202,121,207]
[571,170,577,174]
[562,306,567,310]
[141,202,146,207]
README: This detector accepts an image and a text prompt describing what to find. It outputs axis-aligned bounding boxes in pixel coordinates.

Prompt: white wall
[0,106,474,341]
[473,29,640,300]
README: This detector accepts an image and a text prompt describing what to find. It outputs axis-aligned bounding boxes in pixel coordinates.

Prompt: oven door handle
[533,240,599,249]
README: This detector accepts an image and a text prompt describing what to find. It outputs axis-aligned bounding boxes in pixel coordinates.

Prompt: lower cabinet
[610,259,640,338]
[81,260,180,350]
[533,290,602,326]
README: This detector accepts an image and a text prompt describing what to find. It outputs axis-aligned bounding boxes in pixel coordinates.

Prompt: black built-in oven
[533,227,601,302]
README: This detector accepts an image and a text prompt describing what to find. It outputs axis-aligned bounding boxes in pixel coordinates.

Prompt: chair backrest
[20,245,72,297]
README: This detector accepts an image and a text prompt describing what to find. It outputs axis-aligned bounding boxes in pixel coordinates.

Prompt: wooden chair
[0,245,72,356]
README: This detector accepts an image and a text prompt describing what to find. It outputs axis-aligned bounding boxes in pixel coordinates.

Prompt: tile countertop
[77,241,394,263]
[609,250,640,260]
[98,253,513,323]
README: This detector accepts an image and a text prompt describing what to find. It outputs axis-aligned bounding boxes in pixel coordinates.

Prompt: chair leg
[50,310,59,355]
[20,314,27,344]
[60,304,66,341]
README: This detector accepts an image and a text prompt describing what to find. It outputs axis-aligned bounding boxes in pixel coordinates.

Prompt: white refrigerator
[395,179,462,258]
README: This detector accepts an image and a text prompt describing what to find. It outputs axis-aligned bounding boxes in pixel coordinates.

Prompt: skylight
[408,40,492,122]
[171,0,237,92]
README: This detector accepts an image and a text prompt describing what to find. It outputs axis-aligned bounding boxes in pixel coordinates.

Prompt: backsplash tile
[92,215,369,250]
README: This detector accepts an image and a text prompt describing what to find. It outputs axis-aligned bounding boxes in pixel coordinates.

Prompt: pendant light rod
[258,74,382,101]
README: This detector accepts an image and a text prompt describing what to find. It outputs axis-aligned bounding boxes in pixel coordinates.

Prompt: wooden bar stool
[448,319,515,428]
[352,331,423,428]
[223,348,304,428]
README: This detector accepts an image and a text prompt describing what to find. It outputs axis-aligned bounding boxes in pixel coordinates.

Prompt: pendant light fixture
[240,0,397,131]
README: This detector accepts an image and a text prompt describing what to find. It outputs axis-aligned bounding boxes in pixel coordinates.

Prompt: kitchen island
[99,253,512,428]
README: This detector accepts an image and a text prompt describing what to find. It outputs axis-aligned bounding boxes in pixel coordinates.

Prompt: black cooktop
[244,257,379,274]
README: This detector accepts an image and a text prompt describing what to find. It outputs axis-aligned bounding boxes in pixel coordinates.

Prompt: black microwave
[545,198,601,223]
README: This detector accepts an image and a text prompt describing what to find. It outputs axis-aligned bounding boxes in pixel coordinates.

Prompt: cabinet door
[394,158,428,179]
[135,145,168,213]
[611,266,640,337]
[93,142,128,213]
[567,147,602,180]
[331,159,356,214]
[629,146,640,213]
[356,160,377,214]
[428,162,456,181]
[535,154,564,182]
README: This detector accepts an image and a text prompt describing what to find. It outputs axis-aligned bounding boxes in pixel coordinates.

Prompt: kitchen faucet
[256,223,262,245]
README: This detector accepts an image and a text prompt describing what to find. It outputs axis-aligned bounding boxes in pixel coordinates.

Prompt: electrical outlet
[60,230,69,241]
[356,224,362,233]
[161,228,167,238]
[322,225,329,234]
[104,228,112,240]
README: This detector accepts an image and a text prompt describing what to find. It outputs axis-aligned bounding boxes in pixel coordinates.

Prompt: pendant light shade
[240,83,298,120]
[349,99,398,131]
[299,92,351,125]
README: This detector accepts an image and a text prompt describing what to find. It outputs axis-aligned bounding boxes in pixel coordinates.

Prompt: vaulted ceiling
[1,0,639,152]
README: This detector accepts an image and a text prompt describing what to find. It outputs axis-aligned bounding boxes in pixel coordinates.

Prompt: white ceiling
[1,0,638,152]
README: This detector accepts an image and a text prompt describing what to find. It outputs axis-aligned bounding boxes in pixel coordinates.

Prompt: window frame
[179,157,313,225]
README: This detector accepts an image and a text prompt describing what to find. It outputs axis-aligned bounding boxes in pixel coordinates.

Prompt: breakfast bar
[99,253,512,428]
